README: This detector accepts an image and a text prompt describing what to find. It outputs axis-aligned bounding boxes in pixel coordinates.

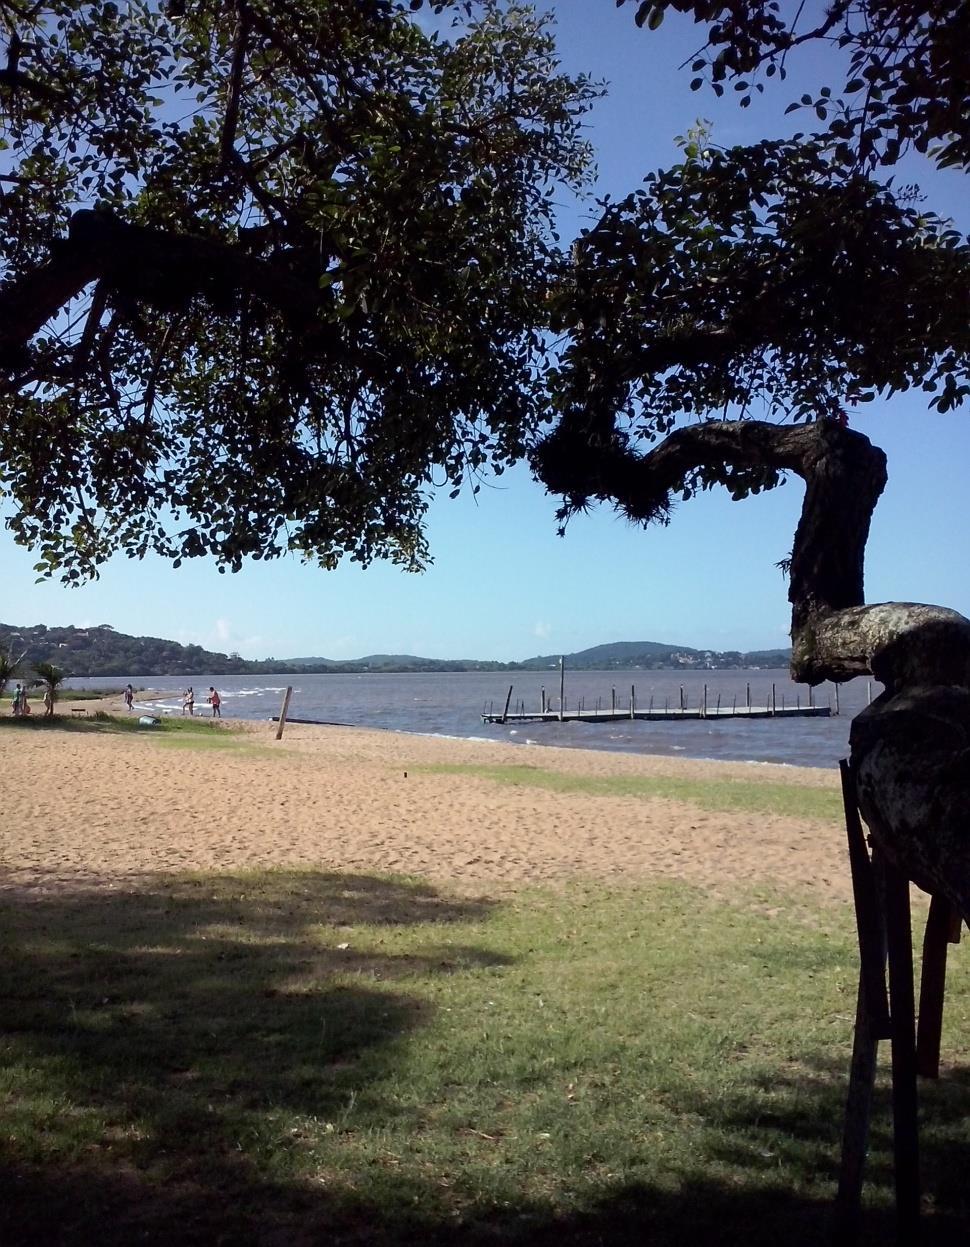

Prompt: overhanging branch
[0,209,335,367]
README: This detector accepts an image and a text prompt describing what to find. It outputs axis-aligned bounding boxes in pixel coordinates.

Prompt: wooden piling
[559,657,565,723]
[275,686,293,740]
[500,685,513,724]
[630,685,635,720]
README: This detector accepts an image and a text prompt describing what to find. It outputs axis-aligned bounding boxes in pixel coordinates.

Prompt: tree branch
[0,209,336,367]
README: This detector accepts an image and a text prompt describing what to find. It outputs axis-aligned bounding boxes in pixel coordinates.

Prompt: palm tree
[0,648,25,710]
[33,661,65,717]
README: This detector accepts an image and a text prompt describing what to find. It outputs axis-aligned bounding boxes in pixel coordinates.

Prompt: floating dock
[482,705,830,725]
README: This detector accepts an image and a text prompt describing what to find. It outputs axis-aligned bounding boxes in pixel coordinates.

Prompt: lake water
[62,668,880,771]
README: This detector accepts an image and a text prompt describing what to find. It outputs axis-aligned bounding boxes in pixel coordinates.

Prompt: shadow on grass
[0,871,507,1244]
[1,872,968,1245]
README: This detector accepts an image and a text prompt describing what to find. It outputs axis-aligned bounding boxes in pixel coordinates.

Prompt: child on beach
[208,687,221,718]
[182,687,194,716]
[124,684,134,712]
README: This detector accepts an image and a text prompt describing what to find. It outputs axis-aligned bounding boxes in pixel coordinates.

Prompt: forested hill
[0,623,257,677]
[1,622,792,677]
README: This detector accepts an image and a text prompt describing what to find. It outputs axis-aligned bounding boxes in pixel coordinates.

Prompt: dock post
[835,685,841,716]
[559,657,565,723]
[716,692,721,713]
[679,685,685,711]
[809,684,814,709]
[771,683,777,715]
[275,686,293,740]
[541,687,546,714]
[630,685,636,720]
[867,680,873,706]
[611,686,616,713]
[649,694,654,712]
[703,684,708,718]
[501,685,513,724]
[746,681,751,709]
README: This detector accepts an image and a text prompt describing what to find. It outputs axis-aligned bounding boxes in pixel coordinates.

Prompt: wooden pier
[481,704,830,725]
[481,661,837,726]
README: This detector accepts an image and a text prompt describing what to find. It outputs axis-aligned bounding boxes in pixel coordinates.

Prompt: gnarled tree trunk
[537,415,970,919]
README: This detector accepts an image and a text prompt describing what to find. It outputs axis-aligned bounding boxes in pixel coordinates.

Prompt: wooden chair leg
[916,894,958,1080]
[884,860,921,1244]
[840,761,890,1037]
[834,975,882,1245]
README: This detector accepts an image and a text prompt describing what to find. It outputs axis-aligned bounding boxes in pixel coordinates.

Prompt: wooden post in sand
[275,686,293,740]
[559,657,565,722]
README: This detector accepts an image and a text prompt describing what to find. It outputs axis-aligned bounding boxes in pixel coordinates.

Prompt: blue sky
[2,1,967,661]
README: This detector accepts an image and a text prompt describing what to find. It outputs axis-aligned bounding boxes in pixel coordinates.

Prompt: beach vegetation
[419,761,843,823]
[1,868,968,1243]
[31,660,65,714]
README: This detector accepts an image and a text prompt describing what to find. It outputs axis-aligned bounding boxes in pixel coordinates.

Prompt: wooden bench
[71,707,88,717]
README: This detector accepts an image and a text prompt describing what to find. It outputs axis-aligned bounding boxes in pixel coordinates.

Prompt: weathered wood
[916,894,959,1079]
[840,761,890,1038]
[884,859,921,1243]
[500,684,513,724]
[275,686,293,740]
[834,977,882,1245]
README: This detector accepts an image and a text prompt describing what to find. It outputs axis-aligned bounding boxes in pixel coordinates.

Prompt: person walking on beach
[11,683,22,715]
[182,686,194,716]
[124,684,134,712]
[207,687,221,718]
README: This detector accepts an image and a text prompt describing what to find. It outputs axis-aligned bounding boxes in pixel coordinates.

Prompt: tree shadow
[0,870,508,1243]
[2,872,968,1244]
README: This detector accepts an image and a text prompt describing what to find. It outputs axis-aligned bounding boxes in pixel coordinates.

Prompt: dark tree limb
[538,416,888,667]
[537,407,970,918]
[0,209,335,365]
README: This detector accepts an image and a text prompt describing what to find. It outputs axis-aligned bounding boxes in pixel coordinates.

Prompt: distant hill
[0,621,791,678]
[516,640,791,672]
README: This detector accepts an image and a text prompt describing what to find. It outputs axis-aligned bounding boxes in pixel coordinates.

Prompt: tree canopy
[614,1,970,171]
[0,0,597,579]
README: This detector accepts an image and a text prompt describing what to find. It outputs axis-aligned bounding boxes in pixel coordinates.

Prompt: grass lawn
[0,712,257,748]
[421,761,844,821]
[2,870,969,1244]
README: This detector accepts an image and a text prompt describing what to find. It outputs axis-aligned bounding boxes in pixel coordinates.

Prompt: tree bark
[536,412,970,920]
[0,210,332,366]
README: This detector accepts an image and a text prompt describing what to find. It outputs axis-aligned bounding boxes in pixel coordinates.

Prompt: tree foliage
[537,133,970,528]
[0,0,598,579]
[533,3,969,534]
[615,1,970,171]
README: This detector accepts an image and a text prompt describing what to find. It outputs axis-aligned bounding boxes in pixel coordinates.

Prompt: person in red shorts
[207,687,221,718]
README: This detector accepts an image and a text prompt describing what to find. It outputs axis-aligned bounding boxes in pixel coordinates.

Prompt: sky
[1,1,967,662]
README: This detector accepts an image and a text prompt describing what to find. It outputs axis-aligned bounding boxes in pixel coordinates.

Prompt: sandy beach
[0,707,853,905]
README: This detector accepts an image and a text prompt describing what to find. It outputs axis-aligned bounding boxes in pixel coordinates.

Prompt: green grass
[1,870,967,1244]
[419,762,844,822]
[1,687,120,703]
[0,711,273,754]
